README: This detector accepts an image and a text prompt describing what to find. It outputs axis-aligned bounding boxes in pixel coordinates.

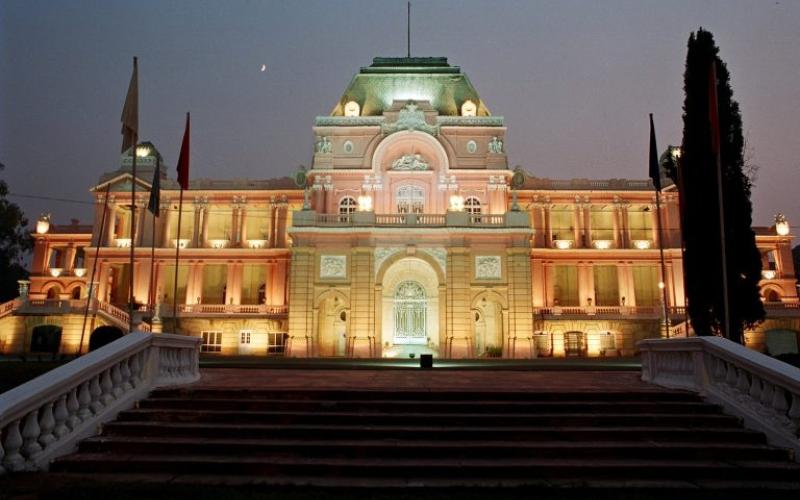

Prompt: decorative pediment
[381,102,439,136]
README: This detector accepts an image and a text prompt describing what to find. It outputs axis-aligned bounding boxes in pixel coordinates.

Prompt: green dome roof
[330,57,490,117]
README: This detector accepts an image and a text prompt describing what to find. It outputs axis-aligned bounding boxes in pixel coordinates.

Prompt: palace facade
[2,57,798,358]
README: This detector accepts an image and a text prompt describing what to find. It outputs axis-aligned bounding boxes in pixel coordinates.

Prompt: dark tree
[673,29,764,341]
[0,162,33,301]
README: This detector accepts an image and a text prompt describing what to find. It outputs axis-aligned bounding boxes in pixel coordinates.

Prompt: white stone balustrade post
[0,332,200,473]
[639,336,800,462]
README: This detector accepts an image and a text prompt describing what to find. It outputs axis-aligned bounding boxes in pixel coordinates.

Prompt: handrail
[0,299,19,319]
[0,332,201,473]
[639,336,800,460]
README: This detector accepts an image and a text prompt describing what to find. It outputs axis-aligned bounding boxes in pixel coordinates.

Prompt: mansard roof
[330,57,490,117]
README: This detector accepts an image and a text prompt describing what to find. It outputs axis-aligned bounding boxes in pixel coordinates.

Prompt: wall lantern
[357,195,373,212]
[449,195,465,212]
[36,214,51,235]
[135,145,151,158]
[775,213,790,236]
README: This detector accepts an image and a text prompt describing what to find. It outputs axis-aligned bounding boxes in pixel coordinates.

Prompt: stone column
[200,205,209,248]
[650,204,660,246]
[543,204,552,248]
[64,245,77,273]
[239,206,248,247]
[276,201,289,248]
[192,204,202,248]
[104,202,117,246]
[159,205,171,247]
[612,204,621,249]
[620,204,630,249]
[583,204,592,248]
[572,204,581,247]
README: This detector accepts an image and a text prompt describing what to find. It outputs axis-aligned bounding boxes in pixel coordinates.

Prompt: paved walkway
[195,368,665,393]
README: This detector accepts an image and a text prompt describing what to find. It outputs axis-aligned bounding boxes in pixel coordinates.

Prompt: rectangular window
[241,265,267,305]
[239,331,251,344]
[590,210,615,242]
[632,265,659,307]
[553,265,579,306]
[201,331,222,353]
[201,264,227,304]
[267,332,287,355]
[160,264,189,305]
[628,209,654,242]
[593,265,620,306]
[550,209,574,242]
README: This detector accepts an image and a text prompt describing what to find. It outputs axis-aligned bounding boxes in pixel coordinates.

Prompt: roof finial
[407,1,411,58]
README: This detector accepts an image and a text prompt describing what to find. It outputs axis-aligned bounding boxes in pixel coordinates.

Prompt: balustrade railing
[175,303,288,315]
[0,299,19,319]
[0,332,200,473]
[639,336,800,460]
[534,305,676,317]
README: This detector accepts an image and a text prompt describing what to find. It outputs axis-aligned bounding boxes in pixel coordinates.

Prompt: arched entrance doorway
[316,292,349,356]
[379,256,441,358]
[472,294,506,357]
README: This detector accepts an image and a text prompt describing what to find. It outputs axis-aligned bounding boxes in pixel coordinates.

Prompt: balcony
[534,305,686,320]
[173,303,288,317]
[292,210,530,229]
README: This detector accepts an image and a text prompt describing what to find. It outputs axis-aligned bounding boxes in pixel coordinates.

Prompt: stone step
[100,421,768,444]
[115,408,743,427]
[138,397,723,414]
[78,436,791,461]
[51,454,800,482]
[151,388,700,402]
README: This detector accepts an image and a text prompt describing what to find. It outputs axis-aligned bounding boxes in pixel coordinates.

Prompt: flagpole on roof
[121,56,139,334]
[147,154,161,316]
[649,114,670,338]
[172,112,191,333]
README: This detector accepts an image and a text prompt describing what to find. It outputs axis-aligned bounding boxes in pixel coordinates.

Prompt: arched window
[396,185,424,214]
[465,196,481,215]
[339,197,357,215]
[393,281,427,343]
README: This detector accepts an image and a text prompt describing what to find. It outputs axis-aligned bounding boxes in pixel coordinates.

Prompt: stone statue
[488,136,504,154]
[315,136,332,154]
[391,154,428,171]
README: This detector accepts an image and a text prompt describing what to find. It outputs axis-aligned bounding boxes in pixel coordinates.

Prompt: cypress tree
[675,29,764,341]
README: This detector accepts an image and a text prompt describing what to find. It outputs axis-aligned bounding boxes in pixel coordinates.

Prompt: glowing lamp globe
[449,195,465,212]
[36,215,51,235]
[775,214,790,236]
[357,195,372,212]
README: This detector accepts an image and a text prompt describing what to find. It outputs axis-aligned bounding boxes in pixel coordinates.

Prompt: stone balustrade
[0,332,200,473]
[292,210,530,229]
[639,336,800,460]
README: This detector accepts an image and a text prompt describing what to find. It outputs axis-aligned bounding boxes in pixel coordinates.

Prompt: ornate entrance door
[393,281,427,345]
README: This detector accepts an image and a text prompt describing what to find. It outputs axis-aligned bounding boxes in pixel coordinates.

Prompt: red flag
[708,60,720,155]
[176,112,190,190]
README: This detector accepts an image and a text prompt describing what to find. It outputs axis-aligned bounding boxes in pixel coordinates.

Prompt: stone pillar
[544,262,555,306]
[650,205,660,246]
[620,204,630,249]
[64,245,77,273]
[578,263,595,307]
[572,204,581,247]
[617,263,631,307]
[446,247,472,357]
[225,262,242,305]
[350,248,376,341]
[135,200,147,247]
[531,258,545,307]
[273,260,288,306]
[776,240,795,279]
[200,205,209,248]
[159,205,171,247]
[32,237,49,275]
[104,202,117,246]
[230,206,240,247]
[612,205,621,249]
[544,205,552,248]
[192,204,202,248]
[506,248,533,345]
[287,248,316,354]
[583,205,592,248]
[276,202,288,248]
[239,206,248,247]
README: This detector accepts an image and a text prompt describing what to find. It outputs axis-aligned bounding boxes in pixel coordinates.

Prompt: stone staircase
[51,388,800,489]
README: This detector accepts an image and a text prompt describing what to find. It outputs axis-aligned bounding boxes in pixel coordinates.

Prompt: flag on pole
[176,112,190,190]
[120,57,139,154]
[648,113,661,191]
[147,154,161,215]
[708,60,721,155]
